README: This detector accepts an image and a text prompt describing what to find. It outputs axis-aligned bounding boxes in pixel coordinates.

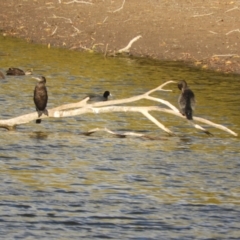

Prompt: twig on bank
[118,35,142,53]
[192,12,213,17]
[72,25,81,33]
[226,29,240,35]
[50,26,58,36]
[63,0,93,4]
[112,0,126,13]
[103,16,108,24]
[212,54,239,58]
[50,14,72,23]
[225,7,239,13]
[209,31,218,34]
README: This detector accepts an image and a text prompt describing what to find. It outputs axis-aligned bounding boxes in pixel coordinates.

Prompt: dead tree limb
[0,81,237,136]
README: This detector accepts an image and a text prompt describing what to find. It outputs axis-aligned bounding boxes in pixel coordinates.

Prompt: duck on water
[33,76,48,124]
[6,67,32,76]
[177,80,195,120]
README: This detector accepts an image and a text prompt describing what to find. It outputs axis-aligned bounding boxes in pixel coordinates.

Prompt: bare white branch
[141,110,174,135]
[118,35,142,53]
[0,81,237,137]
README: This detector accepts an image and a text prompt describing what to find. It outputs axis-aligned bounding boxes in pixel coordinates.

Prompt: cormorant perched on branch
[33,76,48,124]
[177,80,195,120]
[6,67,32,76]
[86,91,111,102]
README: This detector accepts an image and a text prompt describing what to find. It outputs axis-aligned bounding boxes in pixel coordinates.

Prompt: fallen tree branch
[0,81,237,136]
[117,35,142,53]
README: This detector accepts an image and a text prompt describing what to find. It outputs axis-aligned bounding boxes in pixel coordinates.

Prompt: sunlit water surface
[0,36,240,239]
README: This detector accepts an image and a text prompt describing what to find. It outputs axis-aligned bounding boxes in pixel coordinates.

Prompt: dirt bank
[0,0,240,73]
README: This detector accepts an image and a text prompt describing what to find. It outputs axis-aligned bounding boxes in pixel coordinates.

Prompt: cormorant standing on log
[6,67,32,76]
[178,80,195,120]
[33,76,48,124]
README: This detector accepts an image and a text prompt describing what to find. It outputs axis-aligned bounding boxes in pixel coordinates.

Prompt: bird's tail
[36,110,43,124]
[185,108,193,120]
[185,99,193,120]
[43,109,48,116]
[35,109,48,124]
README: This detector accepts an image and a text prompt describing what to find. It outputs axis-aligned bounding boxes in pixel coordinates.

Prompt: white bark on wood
[0,81,237,137]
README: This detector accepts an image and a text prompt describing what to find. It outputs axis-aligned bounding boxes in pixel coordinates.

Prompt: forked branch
[0,81,237,137]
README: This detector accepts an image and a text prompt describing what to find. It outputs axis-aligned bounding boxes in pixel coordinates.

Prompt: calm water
[0,36,240,239]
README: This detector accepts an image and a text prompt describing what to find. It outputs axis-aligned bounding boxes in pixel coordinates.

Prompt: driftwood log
[0,81,237,137]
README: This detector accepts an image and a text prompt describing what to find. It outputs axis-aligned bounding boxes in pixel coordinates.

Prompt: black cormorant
[33,76,48,124]
[86,91,111,102]
[6,67,32,76]
[177,80,195,120]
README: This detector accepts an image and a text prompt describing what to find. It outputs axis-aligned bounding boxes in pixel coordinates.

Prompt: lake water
[0,36,239,239]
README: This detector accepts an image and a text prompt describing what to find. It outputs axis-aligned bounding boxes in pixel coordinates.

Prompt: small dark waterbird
[86,91,111,102]
[177,80,195,120]
[6,67,32,76]
[33,76,48,124]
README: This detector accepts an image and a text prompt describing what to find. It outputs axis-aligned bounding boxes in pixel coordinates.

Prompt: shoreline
[0,0,239,74]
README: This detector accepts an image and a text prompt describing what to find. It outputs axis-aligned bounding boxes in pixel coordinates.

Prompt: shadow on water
[0,36,240,239]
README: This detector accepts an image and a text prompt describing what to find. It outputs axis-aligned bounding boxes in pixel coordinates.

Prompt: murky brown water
[0,36,240,239]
